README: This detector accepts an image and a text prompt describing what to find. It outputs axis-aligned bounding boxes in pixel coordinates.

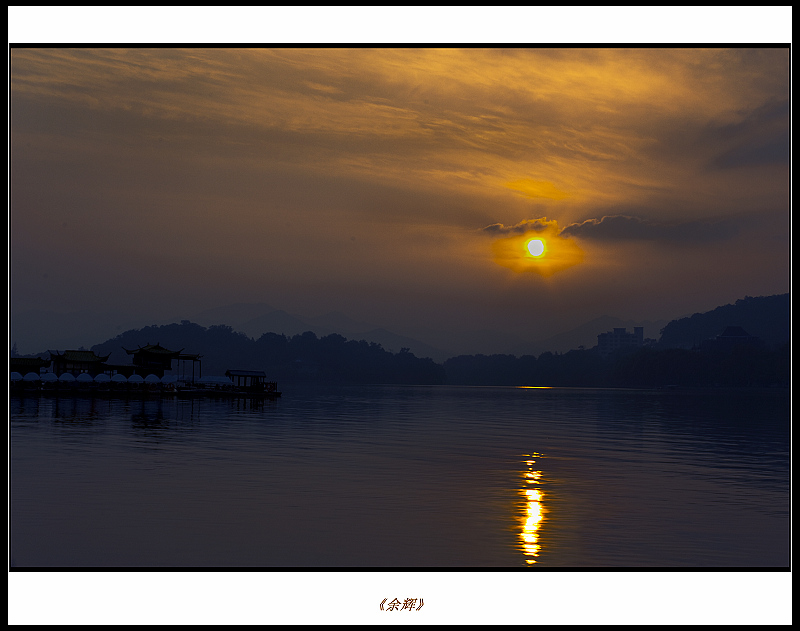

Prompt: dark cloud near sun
[483,214,740,245]
[559,215,739,244]
[481,218,558,236]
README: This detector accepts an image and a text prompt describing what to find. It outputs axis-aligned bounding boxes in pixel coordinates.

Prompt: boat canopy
[197,375,233,385]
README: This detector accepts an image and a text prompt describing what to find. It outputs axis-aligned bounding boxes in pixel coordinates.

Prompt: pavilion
[48,350,111,377]
[123,343,202,380]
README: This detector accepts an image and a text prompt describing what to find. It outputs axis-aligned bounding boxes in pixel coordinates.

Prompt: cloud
[11,48,788,339]
[707,98,789,170]
[481,218,560,236]
[559,215,738,244]
[11,48,789,227]
[505,179,569,200]
[711,137,788,170]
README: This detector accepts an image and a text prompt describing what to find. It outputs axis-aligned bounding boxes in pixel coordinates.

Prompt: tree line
[659,293,788,348]
[13,309,787,389]
[84,320,788,388]
[443,343,788,388]
[91,322,446,385]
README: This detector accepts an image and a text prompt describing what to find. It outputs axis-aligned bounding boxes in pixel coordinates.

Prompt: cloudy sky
[10,44,789,354]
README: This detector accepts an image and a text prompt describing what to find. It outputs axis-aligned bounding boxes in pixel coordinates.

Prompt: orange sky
[10,46,789,354]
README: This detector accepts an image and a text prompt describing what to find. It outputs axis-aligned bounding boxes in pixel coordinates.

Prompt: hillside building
[597,327,644,357]
[700,326,763,351]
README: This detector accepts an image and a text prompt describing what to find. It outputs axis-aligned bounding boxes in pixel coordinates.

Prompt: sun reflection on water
[520,453,546,564]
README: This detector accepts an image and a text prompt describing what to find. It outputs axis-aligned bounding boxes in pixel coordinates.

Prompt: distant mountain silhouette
[17,291,789,388]
[238,310,313,339]
[89,322,445,384]
[658,294,788,349]
[355,328,447,362]
[306,311,375,336]
[402,325,529,359]
[91,322,256,375]
[10,308,179,355]
[235,310,448,362]
[12,293,789,367]
[192,302,276,329]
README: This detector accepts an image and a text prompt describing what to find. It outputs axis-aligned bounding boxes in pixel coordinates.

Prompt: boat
[224,370,281,398]
[174,370,281,398]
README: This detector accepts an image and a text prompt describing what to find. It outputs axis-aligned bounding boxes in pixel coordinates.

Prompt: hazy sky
[10,47,789,349]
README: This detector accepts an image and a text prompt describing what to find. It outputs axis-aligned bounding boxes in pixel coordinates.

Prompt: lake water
[10,384,789,567]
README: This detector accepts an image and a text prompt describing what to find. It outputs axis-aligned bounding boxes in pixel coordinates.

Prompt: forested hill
[90,321,445,384]
[659,294,788,348]
[29,292,788,388]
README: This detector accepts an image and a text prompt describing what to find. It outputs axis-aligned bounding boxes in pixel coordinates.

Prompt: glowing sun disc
[527,239,545,257]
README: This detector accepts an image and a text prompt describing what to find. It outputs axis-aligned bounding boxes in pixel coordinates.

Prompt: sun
[490,226,584,276]
[527,239,545,257]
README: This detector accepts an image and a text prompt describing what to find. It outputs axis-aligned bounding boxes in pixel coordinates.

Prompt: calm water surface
[10,385,789,567]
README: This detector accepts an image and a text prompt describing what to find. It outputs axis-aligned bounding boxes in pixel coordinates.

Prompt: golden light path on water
[520,452,546,564]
